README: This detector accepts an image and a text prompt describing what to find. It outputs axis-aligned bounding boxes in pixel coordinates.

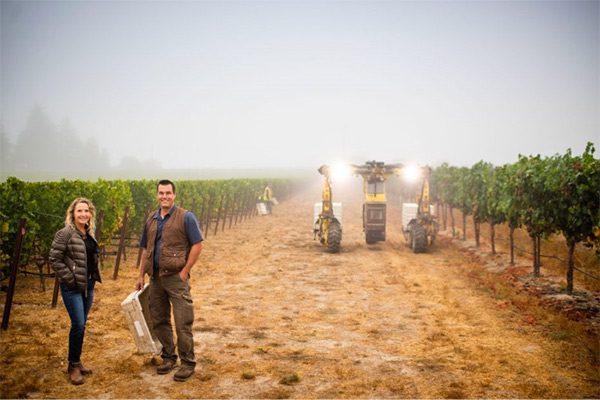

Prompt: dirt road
[1,186,598,398]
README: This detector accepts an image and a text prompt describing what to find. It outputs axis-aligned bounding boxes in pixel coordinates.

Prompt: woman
[49,197,102,385]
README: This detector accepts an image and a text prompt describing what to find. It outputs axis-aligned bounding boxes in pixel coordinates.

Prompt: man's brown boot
[156,359,176,375]
[173,364,195,382]
[68,364,85,385]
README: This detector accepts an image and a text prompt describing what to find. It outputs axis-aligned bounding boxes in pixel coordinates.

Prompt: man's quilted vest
[142,206,190,277]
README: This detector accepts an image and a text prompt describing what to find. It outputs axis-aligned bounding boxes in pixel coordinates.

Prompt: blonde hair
[65,197,96,238]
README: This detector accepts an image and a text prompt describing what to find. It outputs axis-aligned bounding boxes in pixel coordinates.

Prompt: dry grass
[0,184,598,398]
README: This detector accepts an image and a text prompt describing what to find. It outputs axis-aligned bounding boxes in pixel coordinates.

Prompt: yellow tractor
[313,160,437,253]
[350,161,403,244]
[401,166,439,253]
[313,165,342,252]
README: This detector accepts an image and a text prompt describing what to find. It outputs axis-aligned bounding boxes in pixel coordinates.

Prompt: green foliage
[0,178,137,266]
[546,143,600,247]
[0,178,34,273]
[454,166,472,216]
[431,142,599,289]
[497,163,521,230]
[514,154,559,239]
[431,163,452,205]
[432,145,599,245]
[127,180,156,234]
[0,176,301,269]
[469,161,494,224]
[487,165,508,226]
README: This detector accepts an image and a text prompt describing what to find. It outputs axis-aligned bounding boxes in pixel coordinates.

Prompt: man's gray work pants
[149,273,196,367]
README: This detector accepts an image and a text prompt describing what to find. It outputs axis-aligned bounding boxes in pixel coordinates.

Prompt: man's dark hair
[157,179,176,194]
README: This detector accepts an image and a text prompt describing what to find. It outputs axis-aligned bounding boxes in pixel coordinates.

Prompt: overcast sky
[1,0,598,170]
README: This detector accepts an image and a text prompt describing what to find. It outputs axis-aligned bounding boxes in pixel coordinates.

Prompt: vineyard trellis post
[96,210,105,268]
[229,190,240,229]
[191,198,197,222]
[1,218,27,330]
[136,204,152,268]
[112,206,130,280]
[221,193,231,232]
[234,191,243,226]
[473,218,481,247]
[199,195,208,233]
[509,225,516,265]
[213,193,226,236]
[204,193,214,238]
[235,193,242,225]
[243,190,254,221]
[240,191,248,222]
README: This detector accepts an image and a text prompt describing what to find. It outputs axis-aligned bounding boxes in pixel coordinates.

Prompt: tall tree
[12,105,58,171]
[13,106,110,176]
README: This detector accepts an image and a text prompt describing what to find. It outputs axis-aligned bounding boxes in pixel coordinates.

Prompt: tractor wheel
[365,232,376,244]
[411,224,428,253]
[327,220,342,253]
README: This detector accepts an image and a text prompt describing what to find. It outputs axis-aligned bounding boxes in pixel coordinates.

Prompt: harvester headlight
[331,162,353,182]
[402,164,422,183]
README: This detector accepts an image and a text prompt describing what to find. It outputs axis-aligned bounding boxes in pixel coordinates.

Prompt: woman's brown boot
[68,363,85,385]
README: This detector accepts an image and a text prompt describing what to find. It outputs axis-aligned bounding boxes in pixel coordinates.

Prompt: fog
[1,0,598,180]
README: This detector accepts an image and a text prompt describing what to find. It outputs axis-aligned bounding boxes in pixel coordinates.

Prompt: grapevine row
[0,177,299,279]
[430,142,599,294]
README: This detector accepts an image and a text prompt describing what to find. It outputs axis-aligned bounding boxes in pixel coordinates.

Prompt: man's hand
[178,241,202,283]
[136,275,145,291]
[179,269,189,282]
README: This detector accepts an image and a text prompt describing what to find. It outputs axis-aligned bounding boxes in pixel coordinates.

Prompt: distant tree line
[2,106,109,174]
[1,106,160,179]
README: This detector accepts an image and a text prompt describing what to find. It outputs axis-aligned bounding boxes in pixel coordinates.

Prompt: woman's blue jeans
[60,279,95,365]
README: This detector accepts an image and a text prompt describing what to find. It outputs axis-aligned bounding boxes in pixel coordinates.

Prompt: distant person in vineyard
[49,197,102,386]
[263,183,273,214]
[136,179,203,382]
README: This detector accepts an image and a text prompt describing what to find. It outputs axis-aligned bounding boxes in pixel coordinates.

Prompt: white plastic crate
[256,202,268,215]
[313,202,342,225]
[402,203,418,231]
[121,283,162,354]
[402,203,435,231]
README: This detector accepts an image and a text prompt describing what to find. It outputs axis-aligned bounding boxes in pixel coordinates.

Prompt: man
[137,179,203,382]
